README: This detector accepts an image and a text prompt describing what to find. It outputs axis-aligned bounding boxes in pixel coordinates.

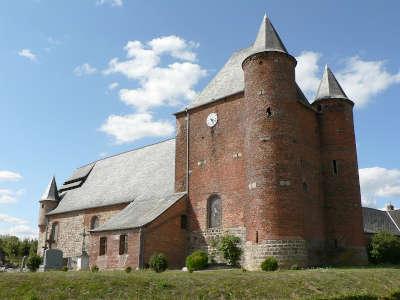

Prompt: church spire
[315,65,349,101]
[253,14,288,53]
[40,176,59,202]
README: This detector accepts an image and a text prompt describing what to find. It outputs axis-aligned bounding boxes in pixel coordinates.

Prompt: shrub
[218,235,242,266]
[91,265,99,272]
[62,266,68,272]
[185,250,208,271]
[125,266,132,273]
[369,231,400,264]
[261,257,278,271]
[149,253,168,273]
[26,254,42,272]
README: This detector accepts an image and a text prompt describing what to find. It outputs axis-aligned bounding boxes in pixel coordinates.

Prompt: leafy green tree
[18,239,31,257]
[218,235,242,266]
[369,231,400,264]
[2,236,20,258]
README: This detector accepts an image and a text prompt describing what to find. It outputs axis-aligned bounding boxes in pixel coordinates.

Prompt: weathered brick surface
[87,197,187,270]
[39,204,127,258]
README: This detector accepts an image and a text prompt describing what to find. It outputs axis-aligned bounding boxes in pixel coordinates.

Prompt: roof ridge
[79,137,175,169]
[386,210,400,233]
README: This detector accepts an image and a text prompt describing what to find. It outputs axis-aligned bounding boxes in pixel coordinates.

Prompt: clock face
[206,112,218,127]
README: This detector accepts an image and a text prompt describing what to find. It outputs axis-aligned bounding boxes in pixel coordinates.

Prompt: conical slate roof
[40,176,59,202]
[253,14,288,53]
[315,65,349,101]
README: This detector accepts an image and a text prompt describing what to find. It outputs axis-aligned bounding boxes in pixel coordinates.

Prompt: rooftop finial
[315,65,349,101]
[253,14,288,53]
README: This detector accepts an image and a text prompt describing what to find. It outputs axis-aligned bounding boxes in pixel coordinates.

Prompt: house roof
[92,192,186,232]
[315,65,349,101]
[362,207,400,236]
[186,15,309,111]
[47,139,176,215]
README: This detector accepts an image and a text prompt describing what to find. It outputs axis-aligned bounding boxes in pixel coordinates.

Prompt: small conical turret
[252,14,288,53]
[315,65,349,101]
[40,176,59,202]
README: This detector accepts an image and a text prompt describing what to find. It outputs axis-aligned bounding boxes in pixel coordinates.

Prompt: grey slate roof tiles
[253,14,288,54]
[48,139,176,215]
[92,192,186,232]
[315,65,349,101]
[41,176,59,202]
[362,207,400,236]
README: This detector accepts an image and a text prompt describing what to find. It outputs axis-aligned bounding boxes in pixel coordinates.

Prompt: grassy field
[0,267,400,300]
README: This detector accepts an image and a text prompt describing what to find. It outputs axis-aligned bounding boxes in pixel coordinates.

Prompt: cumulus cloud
[108,82,119,91]
[101,35,206,143]
[100,113,174,144]
[96,0,123,7]
[74,63,97,76]
[2,225,37,239]
[359,167,400,208]
[0,213,28,225]
[18,49,37,61]
[295,51,400,107]
[0,170,22,181]
[0,189,24,204]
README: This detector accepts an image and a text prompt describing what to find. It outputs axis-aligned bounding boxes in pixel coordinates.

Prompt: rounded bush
[125,266,132,273]
[186,250,208,271]
[149,253,168,273]
[62,266,68,272]
[261,257,278,271]
[218,235,243,266]
[26,254,42,272]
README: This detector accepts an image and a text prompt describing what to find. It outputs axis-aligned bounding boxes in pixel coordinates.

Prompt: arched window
[50,222,59,243]
[90,216,99,230]
[207,194,222,228]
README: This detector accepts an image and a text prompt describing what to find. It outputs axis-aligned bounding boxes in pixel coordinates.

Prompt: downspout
[138,227,145,269]
[185,108,190,193]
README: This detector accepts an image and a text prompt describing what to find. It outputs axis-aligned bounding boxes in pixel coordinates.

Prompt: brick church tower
[175,15,367,269]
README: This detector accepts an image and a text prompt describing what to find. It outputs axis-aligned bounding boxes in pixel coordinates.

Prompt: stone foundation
[243,239,308,270]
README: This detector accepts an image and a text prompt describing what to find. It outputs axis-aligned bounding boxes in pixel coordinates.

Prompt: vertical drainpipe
[185,108,190,193]
[138,227,144,269]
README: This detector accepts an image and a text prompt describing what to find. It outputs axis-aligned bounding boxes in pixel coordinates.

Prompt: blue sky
[1,0,400,238]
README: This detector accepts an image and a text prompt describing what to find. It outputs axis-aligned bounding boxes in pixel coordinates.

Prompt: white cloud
[1,225,37,239]
[74,63,97,76]
[295,52,400,107]
[295,51,321,96]
[101,35,206,143]
[108,82,119,91]
[96,0,123,7]
[359,167,400,208]
[100,113,175,144]
[18,49,37,61]
[0,189,24,204]
[0,170,22,182]
[0,213,28,225]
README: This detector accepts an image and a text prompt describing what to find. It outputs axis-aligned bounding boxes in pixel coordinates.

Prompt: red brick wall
[89,230,140,270]
[242,51,306,242]
[314,99,366,254]
[175,92,248,234]
[143,197,188,268]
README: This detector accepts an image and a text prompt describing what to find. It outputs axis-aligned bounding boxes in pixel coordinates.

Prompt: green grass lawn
[1,267,400,300]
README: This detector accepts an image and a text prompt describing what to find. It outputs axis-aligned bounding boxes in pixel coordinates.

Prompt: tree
[218,235,243,266]
[369,231,400,264]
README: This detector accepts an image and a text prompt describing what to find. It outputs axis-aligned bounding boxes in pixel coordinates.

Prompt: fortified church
[38,15,389,270]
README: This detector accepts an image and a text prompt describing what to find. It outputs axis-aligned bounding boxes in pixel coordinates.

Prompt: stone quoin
[38,15,394,270]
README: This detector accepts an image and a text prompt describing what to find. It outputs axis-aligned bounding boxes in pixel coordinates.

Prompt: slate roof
[92,192,186,232]
[48,139,176,215]
[41,176,59,202]
[315,65,349,101]
[187,15,310,111]
[362,207,400,236]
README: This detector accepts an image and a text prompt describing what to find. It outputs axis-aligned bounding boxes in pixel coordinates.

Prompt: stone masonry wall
[43,203,128,259]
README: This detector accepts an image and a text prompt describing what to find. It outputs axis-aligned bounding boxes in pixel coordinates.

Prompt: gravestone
[77,252,89,271]
[40,249,63,271]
